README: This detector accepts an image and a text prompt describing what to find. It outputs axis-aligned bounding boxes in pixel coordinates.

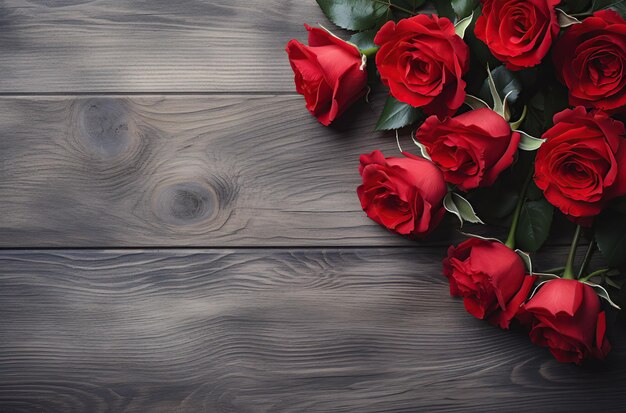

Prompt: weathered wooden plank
[0,94,474,247]
[0,0,328,93]
[0,248,623,413]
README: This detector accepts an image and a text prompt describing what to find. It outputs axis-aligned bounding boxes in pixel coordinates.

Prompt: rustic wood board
[0,0,623,411]
[0,94,498,247]
[0,0,326,93]
[1,249,624,413]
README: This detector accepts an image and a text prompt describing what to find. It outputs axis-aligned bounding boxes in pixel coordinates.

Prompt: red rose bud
[518,278,611,364]
[415,109,521,191]
[553,10,626,114]
[443,238,536,329]
[374,14,469,117]
[357,150,447,238]
[475,0,560,71]
[286,24,368,126]
[534,107,626,222]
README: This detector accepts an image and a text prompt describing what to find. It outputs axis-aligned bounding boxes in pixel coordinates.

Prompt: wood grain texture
[0,94,496,248]
[0,248,624,413]
[0,0,328,93]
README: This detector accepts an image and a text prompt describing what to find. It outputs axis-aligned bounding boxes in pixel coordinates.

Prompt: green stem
[578,239,596,278]
[504,171,533,249]
[360,47,380,58]
[563,225,583,280]
[579,268,609,283]
[542,266,565,275]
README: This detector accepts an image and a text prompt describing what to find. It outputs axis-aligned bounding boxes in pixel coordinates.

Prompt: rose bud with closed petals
[553,10,626,114]
[286,24,368,126]
[534,107,626,222]
[374,14,469,117]
[475,0,560,70]
[518,278,611,364]
[357,150,447,238]
[415,108,521,191]
[443,238,536,328]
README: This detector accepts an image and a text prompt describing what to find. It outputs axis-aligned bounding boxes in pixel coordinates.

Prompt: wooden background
[0,1,625,411]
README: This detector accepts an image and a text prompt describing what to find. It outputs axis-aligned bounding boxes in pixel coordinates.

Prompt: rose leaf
[316,0,388,31]
[375,95,424,131]
[349,29,377,50]
[451,0,479,19]
[556,8,581,27]
[518,131,545,151]
[584,281,622,310]
[515,198,554,252]
[451,192,484,224]
[595,209,626,268]
[454,12,474,38]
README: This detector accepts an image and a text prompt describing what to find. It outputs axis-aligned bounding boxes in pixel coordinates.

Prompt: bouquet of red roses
[286,0,626,364]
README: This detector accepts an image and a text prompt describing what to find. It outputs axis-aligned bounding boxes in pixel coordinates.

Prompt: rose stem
[360,47,380,58]
[504,171,533,250]
[578,239,597,278]
[563,225,583,280]
[578,268,610,283]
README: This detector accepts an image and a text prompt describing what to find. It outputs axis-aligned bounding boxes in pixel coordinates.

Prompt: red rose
[374,15,469,117]
[286,24,368,126]
[553,10,626,114]
[534,107,626,221]
[415,108,521,191]
[518,279,611,364]
[357,150,447,238]
[443,238,536,329]
[475,0,560,70]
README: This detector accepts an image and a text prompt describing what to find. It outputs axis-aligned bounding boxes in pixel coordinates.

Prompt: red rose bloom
[553,10,626,114]
[415,108,521,191]
[518,279,611,364]
[443,238,536,329]
[475,0,560,70]
[534,107,626,221]
[286,24,368,126]
[374,14,469,117]
[357,150,447,238]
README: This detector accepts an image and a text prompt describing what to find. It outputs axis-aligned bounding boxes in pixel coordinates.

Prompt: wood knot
[75,98,139,159]
[153,182,218,226]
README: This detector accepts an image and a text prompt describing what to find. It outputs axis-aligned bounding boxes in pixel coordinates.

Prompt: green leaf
[556,8,581,27]
[596,209,626,268]
[444,192,484,226]
[610,2,626,18]
[451,0,479,19]
[515,198,554,252]
[583,281,622,310]
[434,0,456,20]
[316,0,388,31]
[464,94,490,110]
[515,249,533,274]
[592,0,625,11]
[375,95,424,131]
[570,0,625,16]
[411,133,432,160]
[565,0,592,14]
[454,12,474,38]
[479,65,522,114]
[444,192,464,226]
[393,0,426,11]
[452,193,484,224]
[349,29,377,51]
[486,65,504,117]
[518,131,545,151]
[523,84,569,136]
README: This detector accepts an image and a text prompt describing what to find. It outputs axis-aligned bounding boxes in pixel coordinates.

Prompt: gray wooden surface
[0,1,625,412]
